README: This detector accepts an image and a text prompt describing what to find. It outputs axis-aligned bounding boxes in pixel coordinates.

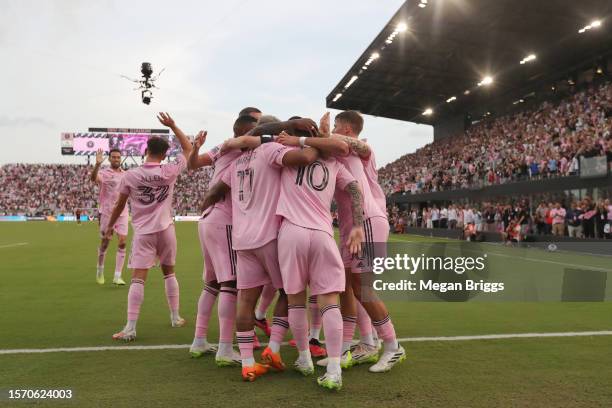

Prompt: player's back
[223,142,287,250]
[277,156,354,237]
[202,145,241,225]
[120,155,186,235]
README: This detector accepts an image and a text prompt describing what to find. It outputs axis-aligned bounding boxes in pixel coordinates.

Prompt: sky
[0,0,432,167]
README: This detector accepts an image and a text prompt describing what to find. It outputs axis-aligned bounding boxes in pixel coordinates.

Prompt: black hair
[233,115,258,136]
[146,136,170,156]
[288,116,302,120]
[238,107,262,117]
[109,148,122,156]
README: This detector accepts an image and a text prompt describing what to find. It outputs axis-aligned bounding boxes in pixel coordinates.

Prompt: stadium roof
[326,0,612,125]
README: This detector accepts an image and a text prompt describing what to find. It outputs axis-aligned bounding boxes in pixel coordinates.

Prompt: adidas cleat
[189,342,218,358]
[317,372,342,391]
[350,342,379,365]
[261,346,286,371]
[309,338,327,357]
[368,345,406,373]
[242,363,269,382]
[293,358,315,376]
[316,350,353,369]
[112,277,126,286]
[171,317,187,328]
[112,328,136,342]
[215,350,241,367]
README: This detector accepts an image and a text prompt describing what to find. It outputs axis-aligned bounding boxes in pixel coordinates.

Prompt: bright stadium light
[591,20,602,27]
[371,52,380,59]
[579,20,602,33]
[396,22,408,32]
[344,75,358,89]
[418,3,426,8]
[464,90,471,95]
[478,76,493,86]
[332,93,342,102]
[423,108,433,116]
[446,96,457,103]
[520,54,537,64]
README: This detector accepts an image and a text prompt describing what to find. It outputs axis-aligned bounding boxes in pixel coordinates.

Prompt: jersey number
[295,161,329,191]
[237,168,254,202]
[137,186,169,204]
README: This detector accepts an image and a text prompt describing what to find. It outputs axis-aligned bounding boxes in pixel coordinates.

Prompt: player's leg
[317,293,343,390]
[339,269,357,364]
[112,268,148,341]
[307,294,326,357]
[96,214,111,284]
[350,299,380,365]
[287,292,312,375]
[158,225,185,327]
[215,280,240,365]
[352,217,405,372]
[191,280,219,357]
[254,284,275,337]
[112,233,127,285]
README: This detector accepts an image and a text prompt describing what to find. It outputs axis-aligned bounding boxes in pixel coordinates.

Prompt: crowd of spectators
[380,82,612,195]
[0,163,212,217]
[388,196,612,240]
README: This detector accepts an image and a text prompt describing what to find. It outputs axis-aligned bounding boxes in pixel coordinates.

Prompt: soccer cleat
[350,342,380,365]
[96,266,104,285]
[253,333,261,350]
[112,328,136,342]
[288,339,297,347]
[241,363,269,382]
[309,338,327,358]
[317,372,342,391]
[189,342,218,358]
[215,350,241,367]
[368,345,406,373]
[254,318,271,337]
[171,317,187,328]
[261,346,286,371]
[316,350,353,369]
[112,277,126,286]
[293,358,315,376]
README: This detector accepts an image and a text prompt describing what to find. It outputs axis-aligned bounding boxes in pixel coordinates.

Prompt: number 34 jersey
[119,155,187,235]
[276,155,355,238]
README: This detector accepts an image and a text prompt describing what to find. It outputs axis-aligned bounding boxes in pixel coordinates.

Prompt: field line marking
[2,330,612,355]
[0,242,29,249]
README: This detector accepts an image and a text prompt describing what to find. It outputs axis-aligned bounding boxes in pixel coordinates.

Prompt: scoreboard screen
[61,129,189,157]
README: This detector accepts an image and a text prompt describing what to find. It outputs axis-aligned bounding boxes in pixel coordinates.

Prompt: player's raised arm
[157,112,193,159]
[103,193,129,239]
[249,118,319,137]
[90,148,104,182]
[344,181,365,255]
[220,135,263,153]
[200,181,230,213]
[188,131,213,170]
[331,134,371,159]
[276,133,349,157]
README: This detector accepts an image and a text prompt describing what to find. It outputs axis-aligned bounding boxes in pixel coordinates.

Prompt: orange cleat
[261,346,286,371]
[254,318,271,337]
[309,338,327,358]
[242,363,269,382]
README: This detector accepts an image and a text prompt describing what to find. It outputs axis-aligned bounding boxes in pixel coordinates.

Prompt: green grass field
[1,222,612,407]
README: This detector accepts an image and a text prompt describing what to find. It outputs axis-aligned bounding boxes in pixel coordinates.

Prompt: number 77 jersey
[119,155,187,235]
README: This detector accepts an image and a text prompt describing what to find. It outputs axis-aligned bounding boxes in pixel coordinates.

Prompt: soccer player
[187,114,259,365]
[200,117,320,382]
[273,131,364,390]
[311,111,406,372]
[104,112,192,341]
[91,147,128,285]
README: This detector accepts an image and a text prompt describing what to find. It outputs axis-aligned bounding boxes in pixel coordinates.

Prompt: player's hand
[346,226,364,256]
[193,131,207,150]
[319,112,331,137]
[157,112,176,128]
[276,131,301,147]
[95,148,105,165]
[289,118,319,137]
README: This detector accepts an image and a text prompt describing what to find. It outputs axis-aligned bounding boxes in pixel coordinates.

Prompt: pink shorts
[99,213,129,238]
[340,216,389,273]
[235,239,283,290]
[199,220,237,284]
[128,224,177,269]
[278,220,345,295]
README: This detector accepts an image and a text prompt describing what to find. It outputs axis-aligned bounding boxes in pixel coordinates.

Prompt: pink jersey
[361,149,387,215]
[97,167,128,217]
[201,144,241,225]
[277,157,355,237]
[221,142,291,250]
[335,152,386,237]
[119,155,187,235]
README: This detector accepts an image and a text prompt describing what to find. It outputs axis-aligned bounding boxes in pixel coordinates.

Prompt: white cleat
[350,342,380,365]
[293,358,315,376]
[96,266,105,285]
[215,350,241,367]
[190,341,218,358]
[112,327,136,342]
[317,371,342,390]
[368,345,406,373]
[171,316,186,328]
[316,350,353,369]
